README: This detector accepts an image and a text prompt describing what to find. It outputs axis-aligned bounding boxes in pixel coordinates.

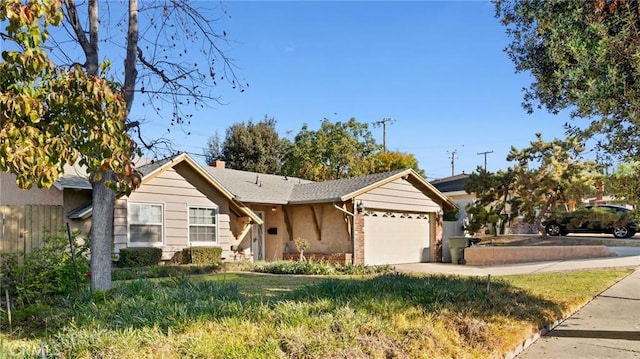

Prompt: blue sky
[137,0,575,180]
[4,1,580,180]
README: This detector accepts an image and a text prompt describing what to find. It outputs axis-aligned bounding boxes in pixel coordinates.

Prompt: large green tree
[206,117,282,173]
[2,0,240,291]
[507,134,598,234]
[370,151,426,177]
[464,167,517,235]
[1,1,139,292]
[602,162,640,207]
[495,0,640,162]
[281,118,379,181]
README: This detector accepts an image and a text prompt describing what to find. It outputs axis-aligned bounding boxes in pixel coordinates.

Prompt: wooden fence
[0,205,65,254]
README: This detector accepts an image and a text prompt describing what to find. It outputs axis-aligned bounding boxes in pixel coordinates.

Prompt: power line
[447,149,458,176]
[477,150,493,171]
[372,118,395,152]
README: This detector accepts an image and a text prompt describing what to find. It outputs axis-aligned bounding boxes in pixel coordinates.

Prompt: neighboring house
[431,173,473,228]
[2,153,457,265]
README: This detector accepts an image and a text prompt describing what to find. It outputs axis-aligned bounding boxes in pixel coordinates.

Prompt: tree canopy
[281,118,379,181]
[507,134,598,233]
[495,0,640,162]
[205,117,282,174]
[464,167,516,235]
[602,162,640,207]
[464,135,599,235]
[370,151,425,177]
[2,0,242,291]
[0,1,136,191]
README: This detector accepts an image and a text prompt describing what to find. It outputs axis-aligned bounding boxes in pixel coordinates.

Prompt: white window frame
[188,205,219,246]
[127,202,165,247]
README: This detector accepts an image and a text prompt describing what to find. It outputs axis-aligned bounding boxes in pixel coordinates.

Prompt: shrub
[0,229,90,310]
[118,247,162,268]
[254,260,335,275]
[112,264,221,281]
[253,260,395,276]
[181,246,222,265]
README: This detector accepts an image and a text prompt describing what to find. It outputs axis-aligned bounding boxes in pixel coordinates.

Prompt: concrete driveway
[393,250,640,276]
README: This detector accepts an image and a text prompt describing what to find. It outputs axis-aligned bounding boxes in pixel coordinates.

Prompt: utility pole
[477,150,493,171]
[447,149,458,176]
[373,118,395,152]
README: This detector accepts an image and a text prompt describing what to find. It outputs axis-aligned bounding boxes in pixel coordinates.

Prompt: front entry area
[251,211,265,261]
[363,211,430,265]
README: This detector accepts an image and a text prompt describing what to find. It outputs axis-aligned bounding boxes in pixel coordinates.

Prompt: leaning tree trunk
[90,173,116,291]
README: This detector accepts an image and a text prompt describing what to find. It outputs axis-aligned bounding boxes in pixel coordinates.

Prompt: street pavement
[393,249,640,359]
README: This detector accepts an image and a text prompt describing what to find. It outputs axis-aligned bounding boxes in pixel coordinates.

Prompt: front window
[128,202,164,245]
[189,206,217,243]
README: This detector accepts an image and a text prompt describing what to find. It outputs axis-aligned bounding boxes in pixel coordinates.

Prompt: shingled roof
[58,153,455,213]
[430,173,470,193]
[54,157,157,190]
[204,167,313,204]
[288,169,406,204]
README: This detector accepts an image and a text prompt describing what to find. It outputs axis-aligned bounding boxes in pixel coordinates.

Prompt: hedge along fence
[0,205,65,254]
[181,246,222,265]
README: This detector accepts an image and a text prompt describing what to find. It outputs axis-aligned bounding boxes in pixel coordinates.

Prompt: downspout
[332,201,356,264]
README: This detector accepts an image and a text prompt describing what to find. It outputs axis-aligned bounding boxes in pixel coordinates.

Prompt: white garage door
[363,211,430,265]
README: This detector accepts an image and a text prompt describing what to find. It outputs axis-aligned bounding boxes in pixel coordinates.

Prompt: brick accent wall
[432,212,443,263]
[354,213,365,264]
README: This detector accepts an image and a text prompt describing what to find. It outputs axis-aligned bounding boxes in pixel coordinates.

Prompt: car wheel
[613,226,630,239]
[545,222,562,236]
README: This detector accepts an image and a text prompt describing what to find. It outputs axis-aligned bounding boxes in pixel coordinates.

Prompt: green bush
[181,246,222,265]
[112,264,221,281]
[252,260,394,276]
[0,229,90,310]
[118,247,162,267]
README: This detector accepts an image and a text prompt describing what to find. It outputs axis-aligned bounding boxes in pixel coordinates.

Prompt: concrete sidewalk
[517,268,640,358]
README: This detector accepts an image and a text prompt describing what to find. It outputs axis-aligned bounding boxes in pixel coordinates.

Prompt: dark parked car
[543,205,637,238]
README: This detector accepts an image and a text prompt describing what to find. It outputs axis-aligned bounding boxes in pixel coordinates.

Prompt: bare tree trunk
[124,0,138,113]
[90,172,115,291]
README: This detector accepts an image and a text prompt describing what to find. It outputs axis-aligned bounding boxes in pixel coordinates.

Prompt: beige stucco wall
[0,172,63,206]
[286,203,352,254]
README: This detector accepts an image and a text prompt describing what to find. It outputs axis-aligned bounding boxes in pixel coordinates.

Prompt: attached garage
[363,211,430,265]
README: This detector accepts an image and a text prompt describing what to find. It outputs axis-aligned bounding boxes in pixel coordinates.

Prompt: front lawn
[0,269,631,358]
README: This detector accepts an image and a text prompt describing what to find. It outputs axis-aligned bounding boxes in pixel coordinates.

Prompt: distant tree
[209,117,281,173]
[464,167,517,235]
[281,118,379,181]
[495,0,640,163]
[369,151,426,177]
[602,162,640,207]
[507,134,598,235]
[204,131,223,165]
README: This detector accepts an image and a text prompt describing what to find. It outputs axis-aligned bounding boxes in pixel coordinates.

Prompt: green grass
[0,269,632,358]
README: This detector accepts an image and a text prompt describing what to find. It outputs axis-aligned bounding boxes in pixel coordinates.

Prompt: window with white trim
[128,203,164,244]
[189,206,217,243]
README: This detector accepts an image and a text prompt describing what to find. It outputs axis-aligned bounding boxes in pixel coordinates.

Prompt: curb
[502,319,562,359]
